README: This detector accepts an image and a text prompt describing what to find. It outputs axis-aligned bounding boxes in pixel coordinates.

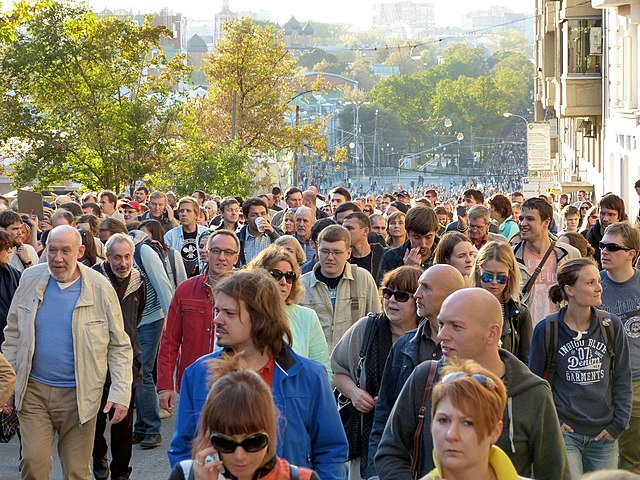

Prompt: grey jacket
[374,349,570,480]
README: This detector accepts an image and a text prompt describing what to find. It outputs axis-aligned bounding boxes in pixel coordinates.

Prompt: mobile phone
[456,205,467,217]
[205,453,227,475]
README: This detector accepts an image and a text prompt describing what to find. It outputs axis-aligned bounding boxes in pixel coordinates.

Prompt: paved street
[0,409,177,479]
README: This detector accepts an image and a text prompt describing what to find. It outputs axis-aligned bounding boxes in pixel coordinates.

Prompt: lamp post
[503,112,529,167]
[345,101,370,180]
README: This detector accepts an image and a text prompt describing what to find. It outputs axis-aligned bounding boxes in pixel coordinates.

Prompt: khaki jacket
[2,263,133,424]
[300,263,381,350]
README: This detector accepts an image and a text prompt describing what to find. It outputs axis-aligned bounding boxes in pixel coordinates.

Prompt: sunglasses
[480,272,509,284]
[382,287,413,303]
[269,269,297,284]
[442,371,496,390]
[599,242,633,252]
[210,433,269,453]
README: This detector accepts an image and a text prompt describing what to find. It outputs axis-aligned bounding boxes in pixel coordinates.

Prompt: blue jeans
[562,431,618,479]
[134,319,164,436]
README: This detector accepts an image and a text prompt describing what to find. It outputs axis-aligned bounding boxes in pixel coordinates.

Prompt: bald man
[2,225,133,479]
[365,265,465,477]
[374,288,570,480]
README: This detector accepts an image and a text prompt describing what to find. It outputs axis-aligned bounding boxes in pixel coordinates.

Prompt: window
[566,18,602,75]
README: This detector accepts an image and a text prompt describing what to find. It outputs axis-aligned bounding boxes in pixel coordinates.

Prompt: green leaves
[0,1,191,192]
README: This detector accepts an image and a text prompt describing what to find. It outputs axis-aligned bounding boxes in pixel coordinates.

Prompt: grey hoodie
[374,349,571,480]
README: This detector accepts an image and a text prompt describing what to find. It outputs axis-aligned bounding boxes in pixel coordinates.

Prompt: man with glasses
[585,194,628,268]
[157,230,239,418]
[599,222,640,473]
[467,205,507,250]
[374,288,570,480]
[300,225,380,349]
[446,189,497,234]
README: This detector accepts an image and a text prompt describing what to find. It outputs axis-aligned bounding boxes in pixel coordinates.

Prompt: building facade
[535,0,640,217]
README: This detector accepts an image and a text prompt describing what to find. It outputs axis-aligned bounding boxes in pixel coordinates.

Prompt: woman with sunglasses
[579,205,599,236]
[433,232,477,286]
[169,360,319,480]
[331,265,422,478]
[529,258,632,478]
[247,245,330,376]
[471,241,532,364]
[423,360,523,480]
[579,201,593,224]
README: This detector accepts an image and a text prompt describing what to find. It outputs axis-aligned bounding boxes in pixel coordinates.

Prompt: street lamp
[503,112,528,124]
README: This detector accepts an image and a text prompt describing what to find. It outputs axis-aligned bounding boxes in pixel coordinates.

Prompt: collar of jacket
[32,262,97,307]
[308,261,355,287]
[220,342,299,374]
[94,261,144,299]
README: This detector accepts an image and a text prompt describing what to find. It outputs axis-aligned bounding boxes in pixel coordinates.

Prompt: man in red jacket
[157,230,239,414]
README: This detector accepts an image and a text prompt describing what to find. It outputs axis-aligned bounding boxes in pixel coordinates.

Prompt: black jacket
[501,299,533,365]
[585,220,604,268]
[93,262,146,387]
[0,264,20,347]
[349,242,386,285]
[376,237,439,285]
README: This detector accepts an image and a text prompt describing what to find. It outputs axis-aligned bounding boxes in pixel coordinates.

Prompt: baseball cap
[121,200,142,211]
[397,190,410,198]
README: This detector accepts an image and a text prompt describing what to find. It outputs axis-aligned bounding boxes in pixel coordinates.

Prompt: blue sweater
[529,307,632,438]
[168,345,348,480]
[30,277,82,387]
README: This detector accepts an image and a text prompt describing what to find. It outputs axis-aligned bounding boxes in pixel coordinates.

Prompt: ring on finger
[195,459,203,466]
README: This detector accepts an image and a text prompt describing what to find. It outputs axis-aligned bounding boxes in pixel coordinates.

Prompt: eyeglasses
[269,269,297,284]
[480,272,509,284]
[442,371,496,390]
[599,242,633,252]
[210,433,269,453]
[319,249,347,257]
[382,287,413,303]
[209,247,238,256]
[468,223,487,231]
[589,215,598,220]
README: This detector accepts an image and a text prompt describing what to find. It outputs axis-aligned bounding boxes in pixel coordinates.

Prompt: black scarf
[359,313,393,474]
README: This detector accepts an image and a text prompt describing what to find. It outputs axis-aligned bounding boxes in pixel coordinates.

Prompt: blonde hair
[247,245,304,304]
[274,235,307,264]
[470,240,521,301]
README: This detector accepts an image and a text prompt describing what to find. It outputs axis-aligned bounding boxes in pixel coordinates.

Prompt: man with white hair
[2,225,133,479]
[92,233,146,480]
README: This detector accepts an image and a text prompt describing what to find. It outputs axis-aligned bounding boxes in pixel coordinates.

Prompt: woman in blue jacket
[168,269,348,480]
[529,258,632,479]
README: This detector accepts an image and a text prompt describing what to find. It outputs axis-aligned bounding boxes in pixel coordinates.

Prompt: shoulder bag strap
[522,241,556,297]
[411,361,438,476]
[350,265,360,324]
[355,314,377,386]
[545,313,560,388]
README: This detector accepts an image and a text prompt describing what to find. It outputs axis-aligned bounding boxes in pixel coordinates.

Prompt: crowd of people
[0,181,638,480]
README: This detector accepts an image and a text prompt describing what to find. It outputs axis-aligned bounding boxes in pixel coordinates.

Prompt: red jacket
[157,269,215,393]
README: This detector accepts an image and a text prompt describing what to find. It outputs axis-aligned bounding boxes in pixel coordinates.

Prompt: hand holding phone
[193,447,226,479]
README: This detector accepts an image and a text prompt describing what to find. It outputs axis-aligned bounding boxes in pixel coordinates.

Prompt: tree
[0,1,191,192]
[188,17,326,155]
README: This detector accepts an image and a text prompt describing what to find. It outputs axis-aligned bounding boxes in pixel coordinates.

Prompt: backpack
[134,240,178,290]
[544,309,615,388]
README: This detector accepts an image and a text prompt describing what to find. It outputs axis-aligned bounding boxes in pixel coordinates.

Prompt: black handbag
[334,316,376,460]
[0,406,19,443]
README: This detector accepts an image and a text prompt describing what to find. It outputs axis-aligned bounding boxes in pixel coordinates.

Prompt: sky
[86,0,535,28]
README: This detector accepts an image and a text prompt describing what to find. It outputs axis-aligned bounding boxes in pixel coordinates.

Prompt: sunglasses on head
[269,269,297,284]
[480,272,509,284]
[210,433,269,453]
[442,371,496,390]
[382,287,413,303]
[599,242,633,252]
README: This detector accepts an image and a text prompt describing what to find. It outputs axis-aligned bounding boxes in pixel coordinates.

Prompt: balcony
[560,76,602,116]
[543,77,560,110]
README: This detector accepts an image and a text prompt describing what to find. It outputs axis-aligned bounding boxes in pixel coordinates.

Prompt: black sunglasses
[269,269,297,284]
[599,242,633,252]
[382,287,413,303]
[210,433,269,453]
